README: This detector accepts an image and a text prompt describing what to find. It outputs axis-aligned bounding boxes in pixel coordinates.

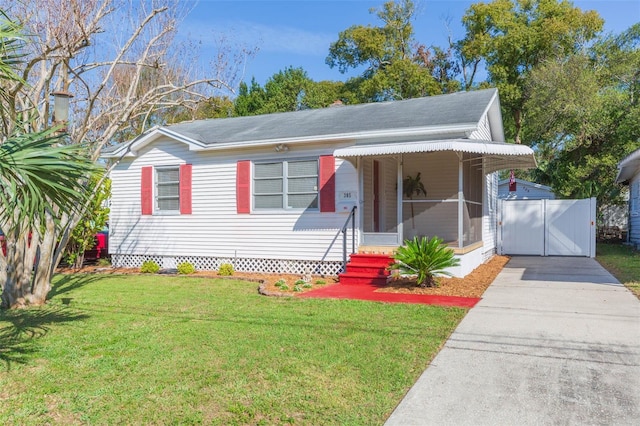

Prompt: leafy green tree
[168,96,234,123]
[327,0,415,74]
[326,0,442,101]
[389,236,460,287]
[234,67,357,115]
[63,177,110,269]
[459,0,603,143]
[416,44,462,94]
[525,23,640,206]
[302,80,356,109]
[234,78,267,116]
[234,68,312,115]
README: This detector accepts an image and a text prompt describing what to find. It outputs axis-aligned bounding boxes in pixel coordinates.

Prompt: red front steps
[339,253,395,286]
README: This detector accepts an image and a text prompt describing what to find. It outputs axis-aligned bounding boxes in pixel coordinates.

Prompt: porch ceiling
[333,138,537,173]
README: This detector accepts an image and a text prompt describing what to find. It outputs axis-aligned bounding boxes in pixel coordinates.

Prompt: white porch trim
[334,138,536,173]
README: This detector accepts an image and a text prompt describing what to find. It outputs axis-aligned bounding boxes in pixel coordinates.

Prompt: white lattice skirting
[112,254,343,276]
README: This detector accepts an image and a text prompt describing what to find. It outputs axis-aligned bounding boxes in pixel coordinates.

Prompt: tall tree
[459,0,603,143]
[0,11,97,308]
[233,67,353,115]
[326,0,441,101]
[525,23,640,206]
[0,0,247,307]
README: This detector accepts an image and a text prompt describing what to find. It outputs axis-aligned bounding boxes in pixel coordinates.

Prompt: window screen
[254,159,318,210]
[156,167,180,211]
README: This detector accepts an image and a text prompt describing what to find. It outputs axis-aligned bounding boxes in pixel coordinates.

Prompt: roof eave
[101,126,208,159]
[193,123,479,152]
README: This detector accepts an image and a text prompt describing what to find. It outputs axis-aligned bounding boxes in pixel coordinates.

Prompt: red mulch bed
[59,255,509,304]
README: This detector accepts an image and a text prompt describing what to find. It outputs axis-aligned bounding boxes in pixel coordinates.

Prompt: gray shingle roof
[163,88,497,145]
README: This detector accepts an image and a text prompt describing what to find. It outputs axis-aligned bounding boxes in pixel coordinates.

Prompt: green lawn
[597,243,640,299]
[0,274,466,425]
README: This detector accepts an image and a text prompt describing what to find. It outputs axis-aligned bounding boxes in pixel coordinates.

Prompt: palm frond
[390,236,460,287]
[0,128,99,230]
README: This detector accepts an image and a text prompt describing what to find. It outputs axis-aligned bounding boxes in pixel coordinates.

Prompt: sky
[179,0,640,89]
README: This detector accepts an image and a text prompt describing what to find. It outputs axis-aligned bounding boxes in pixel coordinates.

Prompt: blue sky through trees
[180,0,640,88]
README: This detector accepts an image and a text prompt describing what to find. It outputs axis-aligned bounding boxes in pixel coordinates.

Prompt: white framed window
[156,166,180,212]
[253,159,319,210]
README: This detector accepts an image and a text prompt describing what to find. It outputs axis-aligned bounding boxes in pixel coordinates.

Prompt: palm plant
[403,172,426,227]
[389,236,460,287]
[0,10,96,231]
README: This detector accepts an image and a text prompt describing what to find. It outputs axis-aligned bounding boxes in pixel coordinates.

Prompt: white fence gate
[498,198,596,257]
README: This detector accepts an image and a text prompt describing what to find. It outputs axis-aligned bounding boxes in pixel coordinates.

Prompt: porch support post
[397,154,404,245]
[458,153,464,249]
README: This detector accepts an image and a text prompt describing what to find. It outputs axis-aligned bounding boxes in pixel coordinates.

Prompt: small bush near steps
[218,263,234,276]
[140,260,160,274]
[177,262,196,275]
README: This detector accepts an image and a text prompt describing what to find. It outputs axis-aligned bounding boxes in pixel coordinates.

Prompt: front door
[361,157,399,245]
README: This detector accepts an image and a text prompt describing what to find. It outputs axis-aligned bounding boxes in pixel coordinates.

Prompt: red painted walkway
[297,283,480,308]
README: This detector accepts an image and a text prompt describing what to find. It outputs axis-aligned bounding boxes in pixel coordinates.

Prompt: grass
[0,274,466,425]
[597,243,640,299]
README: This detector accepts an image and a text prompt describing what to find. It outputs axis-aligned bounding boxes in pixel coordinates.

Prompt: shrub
[96,257,112,267]
[218,263,234,276]
[177,262,196,275]
[140,260,160,274]
[389,236,460,287]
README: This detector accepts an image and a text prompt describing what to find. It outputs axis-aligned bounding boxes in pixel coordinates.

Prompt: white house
[498,178,555,200]
[616,148,640,247]
[102,89,536,277]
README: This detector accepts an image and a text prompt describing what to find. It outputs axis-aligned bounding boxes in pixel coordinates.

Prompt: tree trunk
[0,215,63,308]
[514,108,523,144]
[1,229,39,308]
[31,215,58,305]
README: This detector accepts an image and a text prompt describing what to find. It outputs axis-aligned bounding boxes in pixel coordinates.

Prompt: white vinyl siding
[156,166,180,212]
[630,177,640,246]
[469,114,492,141]
[109,138,354,262]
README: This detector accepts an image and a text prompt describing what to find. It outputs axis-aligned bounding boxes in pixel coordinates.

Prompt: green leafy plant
[218,263,234,276]
[302,283,313,289]
[96,257,112,267]
[294,279,306,286]
[293,285,302,292]
[315,279,326,285]
[403,172,427,227]
[177,262,196,275]
[140,260,160,274]
[274,279,286,287]
[279,284,290,291]
[389,236,460,287]
[62,177,111,269]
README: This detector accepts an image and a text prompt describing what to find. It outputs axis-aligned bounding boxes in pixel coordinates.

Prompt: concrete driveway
[385,256,640,425]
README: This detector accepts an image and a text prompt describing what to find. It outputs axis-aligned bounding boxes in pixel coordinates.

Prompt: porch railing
[341,205,357,271]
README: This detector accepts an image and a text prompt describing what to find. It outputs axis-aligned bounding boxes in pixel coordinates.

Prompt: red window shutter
[141,166,153,215]
[236,160,251,214]
[180,164,192,214]
[319,155,336,213]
